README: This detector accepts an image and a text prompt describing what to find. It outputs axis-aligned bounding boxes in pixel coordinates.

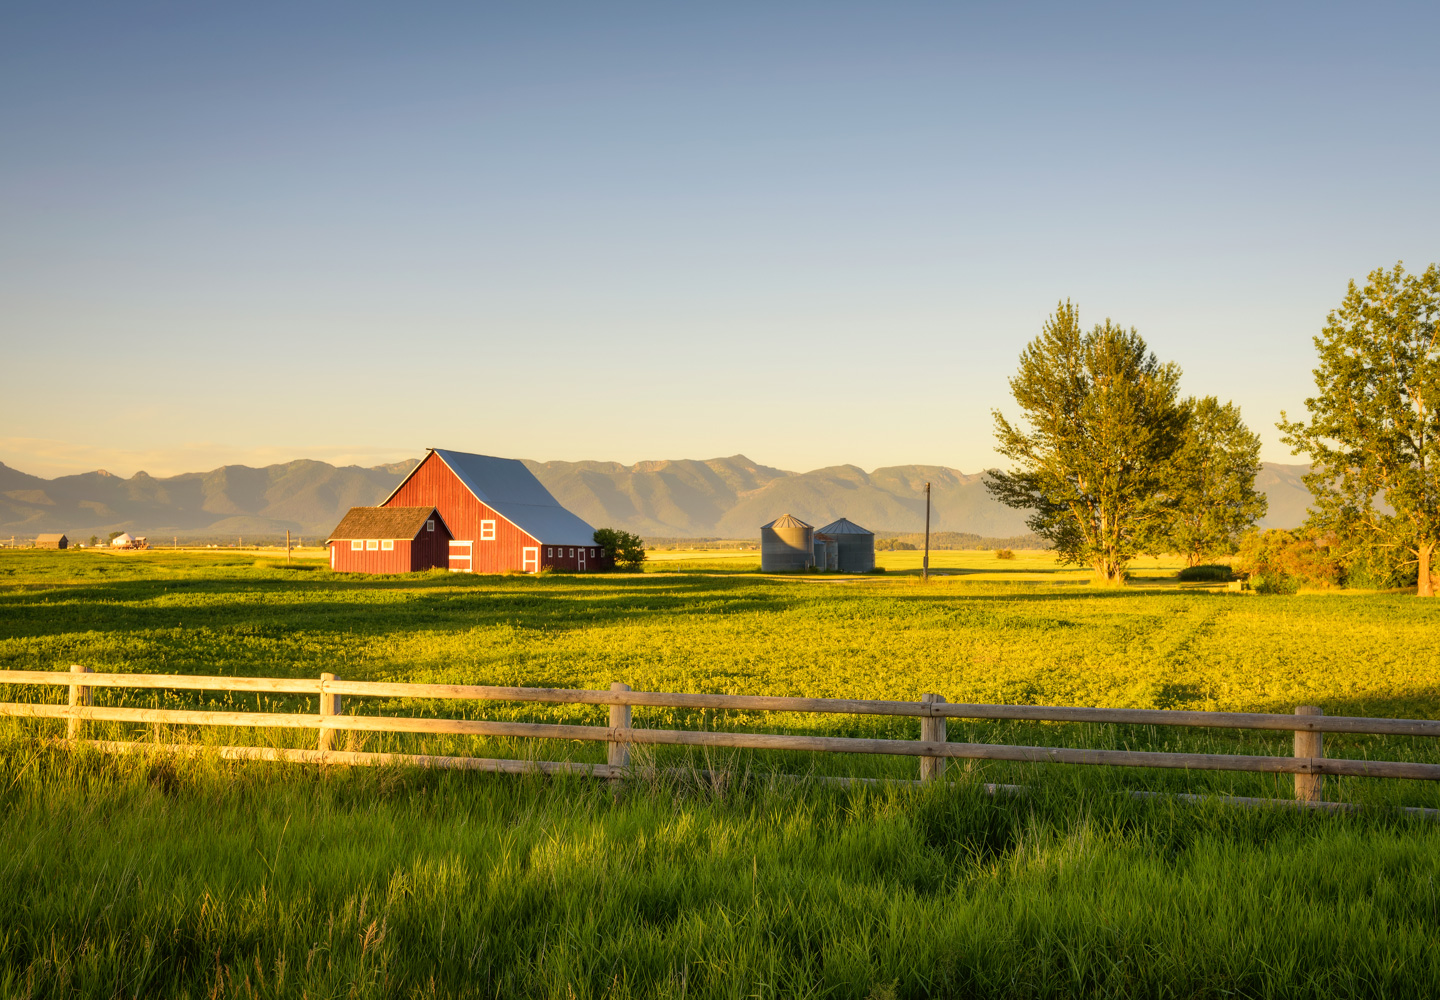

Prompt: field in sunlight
[3,549,1439,999]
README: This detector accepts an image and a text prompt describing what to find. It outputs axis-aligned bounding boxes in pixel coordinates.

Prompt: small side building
[328,506,452,574]
[815,518,875,572]
[35,534,68,550]
[760,514,815,571]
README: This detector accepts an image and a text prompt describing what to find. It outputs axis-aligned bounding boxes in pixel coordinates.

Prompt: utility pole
[286,529,291,563]
[922,482,931,582]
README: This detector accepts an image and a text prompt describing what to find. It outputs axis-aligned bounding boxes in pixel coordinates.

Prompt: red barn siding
[331,540,414,574]
[408,515,452,570]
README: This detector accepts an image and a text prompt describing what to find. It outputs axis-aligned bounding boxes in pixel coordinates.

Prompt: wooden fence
[2,667,1439,814]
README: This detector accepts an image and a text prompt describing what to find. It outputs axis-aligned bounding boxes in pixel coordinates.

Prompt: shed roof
[816,518,873,536]
[389,449,599,546]
[329,506,444,541]
[35,533,67,543]
[761,514,812,530]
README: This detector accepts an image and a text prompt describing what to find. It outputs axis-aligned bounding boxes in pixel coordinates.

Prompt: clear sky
[3,2,1437,479]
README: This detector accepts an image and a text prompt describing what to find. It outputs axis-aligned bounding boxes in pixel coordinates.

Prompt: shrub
[1342,549,1419,590]
[994,549,1016,560]
[1233,529,1342,589]
[1177,564,1232,582]
[1252,573,1300,595]
[593,528,646,571]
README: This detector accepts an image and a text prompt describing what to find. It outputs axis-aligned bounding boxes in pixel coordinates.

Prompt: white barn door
[449,540,473,573]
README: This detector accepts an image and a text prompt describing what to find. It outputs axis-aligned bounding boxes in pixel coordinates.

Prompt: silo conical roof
[816,517,872,536]
[761,514,812,530]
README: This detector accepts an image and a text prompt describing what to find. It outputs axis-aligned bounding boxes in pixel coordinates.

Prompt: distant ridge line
[0,455,1314,541]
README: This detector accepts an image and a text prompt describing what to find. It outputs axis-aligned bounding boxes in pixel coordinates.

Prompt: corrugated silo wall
[761,524,814,571]
[835,535,875,572]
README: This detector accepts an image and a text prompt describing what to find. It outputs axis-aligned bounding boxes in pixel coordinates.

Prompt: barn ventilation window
[426,520,434,532]
[569,549,575,557]
[480,520,495,540]
[351,540,363,551]
[381,540,394,551]
[547,547,553,557]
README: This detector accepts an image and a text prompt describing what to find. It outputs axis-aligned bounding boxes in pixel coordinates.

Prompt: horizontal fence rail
[2,668,1439,814]
[3,669,1438,736]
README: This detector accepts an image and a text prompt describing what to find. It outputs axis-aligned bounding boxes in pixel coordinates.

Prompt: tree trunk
[1092,554,1127,586]
[1420,541,1435,598]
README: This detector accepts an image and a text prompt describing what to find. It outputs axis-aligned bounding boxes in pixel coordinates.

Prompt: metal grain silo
[814,534,839,571]
[816,518,875,572]
[760,514,814,571]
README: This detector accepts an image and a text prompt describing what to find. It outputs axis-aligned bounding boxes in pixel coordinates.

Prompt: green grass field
[3,549,1439,998]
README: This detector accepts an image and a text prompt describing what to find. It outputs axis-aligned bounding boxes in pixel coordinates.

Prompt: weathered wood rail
[3,668,1439,812]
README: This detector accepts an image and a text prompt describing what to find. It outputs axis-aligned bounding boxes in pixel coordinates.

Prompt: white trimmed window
[480,520,495,540]
[590,548,595,557]
[569,548,575,557]
[547,547,553,557]
[426,519,435,532]
[366,540,379,550]
[351,540,363,551]
[381,540,394,551]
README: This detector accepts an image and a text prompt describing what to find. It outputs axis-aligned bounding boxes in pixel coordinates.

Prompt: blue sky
[3,2,1437,478]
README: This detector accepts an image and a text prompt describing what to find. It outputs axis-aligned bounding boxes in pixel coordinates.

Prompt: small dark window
[547,547,553,557]
[427,519,434,532]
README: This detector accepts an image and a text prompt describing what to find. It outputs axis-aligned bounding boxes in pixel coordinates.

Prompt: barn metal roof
[761,514,812,529]
[329,506,444,541]
[430,449,600,546]
[816,518,873,536]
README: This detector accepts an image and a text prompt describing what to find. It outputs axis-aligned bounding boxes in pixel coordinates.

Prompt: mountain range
[0,455,1314,542]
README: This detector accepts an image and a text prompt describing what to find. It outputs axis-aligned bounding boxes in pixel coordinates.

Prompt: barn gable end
[382,449,610,574]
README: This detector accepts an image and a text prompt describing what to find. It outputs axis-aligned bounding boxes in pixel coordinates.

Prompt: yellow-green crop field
[3,549,1439,998]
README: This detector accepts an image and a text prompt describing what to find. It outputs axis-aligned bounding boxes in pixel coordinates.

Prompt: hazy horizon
[4,3,1437,479]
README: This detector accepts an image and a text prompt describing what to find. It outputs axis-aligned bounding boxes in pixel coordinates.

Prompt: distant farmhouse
[327,449,611,575]
[34,533,68,549]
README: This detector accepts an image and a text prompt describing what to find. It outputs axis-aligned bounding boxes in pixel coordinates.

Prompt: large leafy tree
[1163,396,1267,566]
[987,301,1187,584]
[1278,262,1440,597]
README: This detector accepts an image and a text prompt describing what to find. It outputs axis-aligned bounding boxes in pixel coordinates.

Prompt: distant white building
[110,532,136,548]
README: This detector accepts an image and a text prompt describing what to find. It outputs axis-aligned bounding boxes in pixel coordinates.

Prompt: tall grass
[3,735,1439,999]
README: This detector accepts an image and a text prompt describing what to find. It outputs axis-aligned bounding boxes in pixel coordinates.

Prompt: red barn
[381,449,610,573]
[327,506,452,574]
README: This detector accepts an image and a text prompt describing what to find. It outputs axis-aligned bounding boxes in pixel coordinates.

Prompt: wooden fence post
[318,673,341,751]
[920,693,947,782]
[67,664,92,740]
[609,682,632,777]
[1294,705,1324,803]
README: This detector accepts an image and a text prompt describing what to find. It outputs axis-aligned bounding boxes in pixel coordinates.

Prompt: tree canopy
[1278,262,1440,597]
[593,528,647,571]
[1162,396,1267,566]
[987,302,1187,584]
